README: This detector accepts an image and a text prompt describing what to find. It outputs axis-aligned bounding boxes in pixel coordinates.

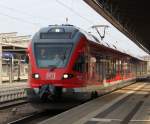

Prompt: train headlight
[63,74,73,79]
[33,73,40,79]
[63,74,69,79]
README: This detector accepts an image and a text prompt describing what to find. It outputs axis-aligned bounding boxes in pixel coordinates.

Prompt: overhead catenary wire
[55,0,94,25]
[0,0,95,29]
[0,1,94,28]
[0,3,52,24]
[0,11,41,27]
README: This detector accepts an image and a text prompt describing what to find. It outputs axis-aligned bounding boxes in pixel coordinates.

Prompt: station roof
[84,0,150,54]
[2,42,27,54]
[0,32,30,54]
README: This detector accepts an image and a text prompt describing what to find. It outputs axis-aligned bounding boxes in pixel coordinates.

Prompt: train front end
[27,25,86,101]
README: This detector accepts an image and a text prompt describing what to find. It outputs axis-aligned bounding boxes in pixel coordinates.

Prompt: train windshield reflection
[35,43,72,68]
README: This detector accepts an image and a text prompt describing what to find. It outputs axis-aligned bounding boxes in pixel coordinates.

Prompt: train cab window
[35,43,72,68]
[73,54,85,73]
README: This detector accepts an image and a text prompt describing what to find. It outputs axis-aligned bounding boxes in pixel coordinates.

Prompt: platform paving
[39,82,150,124]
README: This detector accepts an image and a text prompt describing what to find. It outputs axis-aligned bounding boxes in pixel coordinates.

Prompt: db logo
[46,72,55,80]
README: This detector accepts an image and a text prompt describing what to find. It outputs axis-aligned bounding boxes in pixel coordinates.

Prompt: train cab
[27,24,148,102]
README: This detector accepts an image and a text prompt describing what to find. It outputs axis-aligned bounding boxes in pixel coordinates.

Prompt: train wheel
[52,86,63,101]
[91,91,98,99]
[41,93,49,102]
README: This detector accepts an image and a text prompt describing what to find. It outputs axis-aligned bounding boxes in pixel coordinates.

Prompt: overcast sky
[0,0,148,57]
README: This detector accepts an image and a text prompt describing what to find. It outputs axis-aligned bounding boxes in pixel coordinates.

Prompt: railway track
[8,109,64,124]
[0,99,35,124]
[0,94,89,124]
[2,81,148,124]
[4,82,142,124]
[6,99,89,124]
[0,99,28,110]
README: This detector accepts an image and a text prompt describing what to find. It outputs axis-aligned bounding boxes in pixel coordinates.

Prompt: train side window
[73,54,85,73]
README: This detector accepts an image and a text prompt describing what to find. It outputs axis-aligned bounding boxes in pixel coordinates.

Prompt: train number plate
[46,72,56,80]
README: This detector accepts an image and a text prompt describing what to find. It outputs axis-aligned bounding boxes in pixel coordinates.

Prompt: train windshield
[35,43,72,68]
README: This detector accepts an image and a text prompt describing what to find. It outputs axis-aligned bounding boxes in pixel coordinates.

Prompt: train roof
[39,24,78,34]
[35,24,145,62]
[78,26,145,62]
[79,29,145,61]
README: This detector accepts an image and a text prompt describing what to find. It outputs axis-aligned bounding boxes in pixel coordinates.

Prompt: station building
[0,32,30,84]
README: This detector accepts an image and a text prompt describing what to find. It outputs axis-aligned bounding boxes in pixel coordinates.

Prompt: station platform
[39,82,150,124]
[2,75,28,82]
[0,81,27,91]
[0,81,27,103]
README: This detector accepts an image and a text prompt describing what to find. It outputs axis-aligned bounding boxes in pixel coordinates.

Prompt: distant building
[0,32,31,83]
[0,32,31,48]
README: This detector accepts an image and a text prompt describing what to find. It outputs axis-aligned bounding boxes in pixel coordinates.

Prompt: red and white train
[26,25,147,101]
